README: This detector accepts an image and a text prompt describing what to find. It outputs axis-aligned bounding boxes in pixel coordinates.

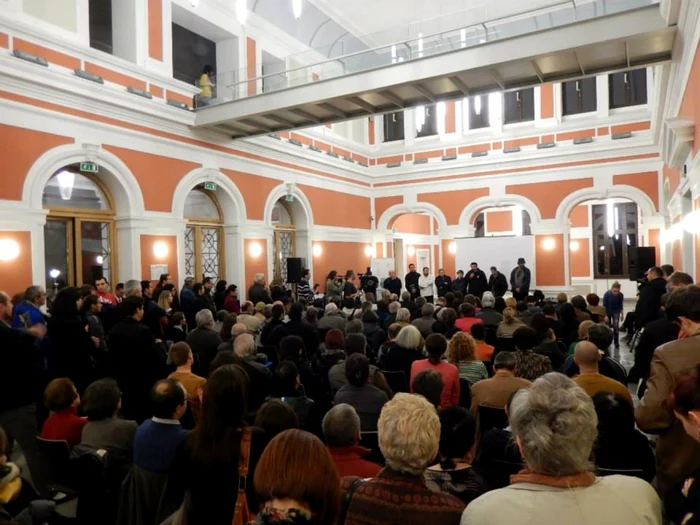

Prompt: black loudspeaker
[628,247,656,281]
[286,258,305,284]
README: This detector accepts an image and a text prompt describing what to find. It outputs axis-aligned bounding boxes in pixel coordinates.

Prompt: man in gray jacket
[318,303,347,332]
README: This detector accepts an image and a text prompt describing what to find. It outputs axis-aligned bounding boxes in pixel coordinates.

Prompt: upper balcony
[193,0,675,139]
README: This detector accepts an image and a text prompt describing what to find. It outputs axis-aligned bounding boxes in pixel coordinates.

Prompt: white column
[111,0,147,65]
[224,224,244,291]
[115,218,142,283]
[75,0,90,47]
[596,75,610,120]
[217,38,239,102]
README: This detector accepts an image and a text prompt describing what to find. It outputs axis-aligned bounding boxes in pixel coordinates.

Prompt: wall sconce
[153,241,169,259]
[0,239,20,261]
[407,246,416,256]
[312,244,322,257]
[569,240,580,252]
[683,211,700,234]
[448,242,456,254]
[95,255,104,265]
[49,268,61,279]
[542,237,556,251]
[364,245,375,257]
[249,242,263,258]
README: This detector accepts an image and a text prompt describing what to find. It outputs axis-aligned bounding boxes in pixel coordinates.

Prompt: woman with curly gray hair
[462,373,661,525]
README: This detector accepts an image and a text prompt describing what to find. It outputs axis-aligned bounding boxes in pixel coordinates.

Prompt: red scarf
[510,469,596,489]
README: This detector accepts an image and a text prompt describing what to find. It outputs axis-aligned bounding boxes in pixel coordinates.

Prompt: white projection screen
[454,236,536,287]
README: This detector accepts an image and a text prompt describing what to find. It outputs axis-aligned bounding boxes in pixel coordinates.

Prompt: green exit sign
[285,194,295,202]
[80,162,98,173]
[203,181,217,191]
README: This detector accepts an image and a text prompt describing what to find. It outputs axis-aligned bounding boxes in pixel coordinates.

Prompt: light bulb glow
[312,244,322,257]
[606,200,615,237]
[364,245,375,257]
[570,240,580,252]
[0,239,20,261]
[683,211,700,234]
[292,0,302,19]
[542,237,556,251]
[49,268,61,279]
[153,241,168,259]
[95,255,104,265]
[249,242,263,258]
[236,0,247,25]
[56,170,75,201]
[448,242,456,254]
[407,246,416,256]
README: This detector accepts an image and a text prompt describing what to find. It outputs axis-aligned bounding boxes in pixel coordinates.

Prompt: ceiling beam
[289,108,322,124]
[263,113,296,127]
[379,90,405,109]
[489,69,505,89]
[317,102,348,119]
[530,60,544,83]
[449,75,470,96]
[414,83,436,103]
[574,51,586,76]
[239,118,273,132]
[347,96,376,113]
[216,123,250,136]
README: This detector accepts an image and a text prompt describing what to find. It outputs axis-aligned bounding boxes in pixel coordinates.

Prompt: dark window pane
[474,213,485,237]
[468,95,489,129]
[591,202,638,278]
[609,69,647,109]
[562,81,580,116]
[581,77,597,112]
[383,111,404,142]
[89,0,113,54]
[504,89,534,123]
[563,78,597,115]
[630,69,647,105]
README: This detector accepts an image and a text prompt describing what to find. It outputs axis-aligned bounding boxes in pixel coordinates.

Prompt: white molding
[171,167,248,224]
[458,195,542,228]
[262,183,314,231]
[555,185,658,223]
[376,203,448,232]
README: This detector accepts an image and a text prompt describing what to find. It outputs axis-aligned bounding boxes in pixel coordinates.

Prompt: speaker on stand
[628,247,656,282]
[286,257,306,300]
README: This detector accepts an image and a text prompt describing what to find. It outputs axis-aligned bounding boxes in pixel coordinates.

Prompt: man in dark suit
[268,303,320,358]
[466,262,488,298]
[383,270,402,296]
[108,296,166,422]
[635,266,668,330]
[434,269,452,299]
[451,270,466,294]
[488,267,508,298]
[510,258,531,301]
[185,308,223,376]
[404,264,420,300]
[542,304,565,340]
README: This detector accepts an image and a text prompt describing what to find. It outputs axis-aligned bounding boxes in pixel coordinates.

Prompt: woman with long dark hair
[213,279,227,311]
[159,365,266,524]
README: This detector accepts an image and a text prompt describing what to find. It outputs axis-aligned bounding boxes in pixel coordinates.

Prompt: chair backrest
[478,405,509,437]
[34,437,71,497]
[495,338,516,351]
[70,451,115,524]
[459,379,472,409]
[358,431,384,465]
[382,370,408,394]
[482,360,494,377]
[484,328,498,347]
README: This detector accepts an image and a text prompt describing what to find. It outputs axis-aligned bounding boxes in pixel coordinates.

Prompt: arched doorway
[271,199,295,281]
[473,206,532,237]
[42,167,116,289]
[184,186,224,281]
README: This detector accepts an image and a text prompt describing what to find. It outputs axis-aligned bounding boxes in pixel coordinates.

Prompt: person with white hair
[476,291,503,328]
[185,308,222,376]
[382,325,425,388]
[233,332,273,412]
[395,307,412,325]
[340,393,465,525]
[248,273,272,306]
[382,301,401,331]
[318,302,347,332]
[462,373,662,525]
[216,323,248,354]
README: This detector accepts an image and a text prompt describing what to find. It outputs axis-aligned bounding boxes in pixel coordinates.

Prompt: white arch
[555,185,657,223]
[23,143,145,216]
[458,195,542,228]
[376,203,448,232]
[172,167,247,225]
[263,183,314,230]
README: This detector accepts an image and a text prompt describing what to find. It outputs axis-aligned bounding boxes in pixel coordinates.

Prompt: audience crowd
[0,262,698,525]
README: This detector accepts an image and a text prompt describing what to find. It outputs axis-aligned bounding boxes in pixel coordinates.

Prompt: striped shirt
[456,361,489,386]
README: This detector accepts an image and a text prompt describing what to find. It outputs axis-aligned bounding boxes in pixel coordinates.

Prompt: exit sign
[80,162,98,173]
[285,194,295,202]
[203,181,217,191]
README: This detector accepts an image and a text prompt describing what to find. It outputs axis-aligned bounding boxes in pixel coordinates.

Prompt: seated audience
[218,313,238,342]
[270,360,320,436]
[334,354,389,431]
[168,342,206,423]
[586,293,606,323]
[237,301,262,334]
[496,307,525,338]
[260,304,285,346]
[476,292,503,328]
[470,352,531,413]
[341,394,465,525]
[318,328,345,369]
[572,341,632,404]
[411,334,460,407]
[394,307,412,327]
[542,304,565,340]
[133,379,188,473]
[217,323,247,354]
[323,403,381,478]
[304,305,319,330]
[268,303,320,359]
[568,319,594,356]
[254,399,299,446]
[438,308,460,340]
[412,303,436,338]
[80,378,138,481]
[592,392,655,483]
[40,377,87,448]
[515,301,533,326]
[377,323,401,364]
[185,309,223,377]
[255,429,340,525]
[318,303,347,332]
[559,303,581,349]
[412,370,444,409]
[470,323,494,361]
[455,304,483,334]
[571,295,593,323]
[362,310,386,351]
[278,335,327,408]
[564,324,627,386]
[445,332,488,387]
[512,327,552,382]
[165,311,188,343]
[530,313,566,371]
[425,406,487,505]
[382,301,400,331]
[160,365,265,524]
[382,325,425,382]
[462,373,662,524]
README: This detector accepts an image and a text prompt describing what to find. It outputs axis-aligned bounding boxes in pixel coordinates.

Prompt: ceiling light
[312,244,322,257]
[249,242,263,258]
[49,268,61,279]
[153,241,169,259]
[292,0,302,19]
[56,170,75,200]
[96,255,104,265]
[0,239,20,261]
[448,242,456,254]
[683,211,700,234]
[236,0,247,25]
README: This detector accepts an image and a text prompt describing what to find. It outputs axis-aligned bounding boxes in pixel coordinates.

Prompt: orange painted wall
[246,37,257,96]
[244,239,268,294]
[0,231,32,294]
[103,146,200,212]
[570,238,591,278]
[140,235,178,285]
[612,171,659,211]
[569,204,589,227]
[535,234,566,286]
[445,101,456,134]
[541,84,554,119]
[647,228,661,266]
[375,196,403,224]
[297,185,371,229]
[0,125,73,201]
[221,169,279,221]
[441,239,455,277]
[392,214,431,235]
[486,210,512,233]
[418,188,490,225]
[13,39,79,70]
[147,0,163,61]
[406,244,431,269]
[678,42,700,156]
[672,239,683,273]
[664,165,682,197]
[312,241,370,287]
[507,178,593,219]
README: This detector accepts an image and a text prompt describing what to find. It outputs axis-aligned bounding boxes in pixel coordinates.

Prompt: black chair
[358,431,384,466]
[34,437,78,502]
[117,465,168,525]
[382,370,408,393]
[70,450,116,525]
[459,379,472,409]
[495,338,516,352]
[596,467,646,480]
[477,405,508,438]
[482,360,494,377]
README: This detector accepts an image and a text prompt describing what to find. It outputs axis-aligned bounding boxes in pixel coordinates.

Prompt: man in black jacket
[635,266,668,330]
[435,269,452,298]
[488,267,508,297]
[404,264,420,300]
[510,258,531,301]
[248,273,273,305]
[268,303,320,358]
[186,309,223,376]
[108,296,166,422]
[451,270,466,294]
[233,334,272,414]
[466,262,488,298]
[383,271,402,296]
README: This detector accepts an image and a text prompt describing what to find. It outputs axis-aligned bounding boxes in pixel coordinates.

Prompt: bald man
[573,341,632,404]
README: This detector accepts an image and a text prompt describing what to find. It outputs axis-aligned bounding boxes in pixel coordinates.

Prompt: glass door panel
[44,219,71,289]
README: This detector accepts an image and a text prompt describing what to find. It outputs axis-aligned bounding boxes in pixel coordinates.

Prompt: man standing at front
[419,267,435,304]
[435,269,452,298]
[383,270,402,297]
[405,264,420,300]
[488,267,508,298]
[510,257,531,301]
[466,262,488,298]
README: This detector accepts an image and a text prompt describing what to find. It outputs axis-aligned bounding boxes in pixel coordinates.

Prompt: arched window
[42,168,115,289]
[474,207,532,237]
[272,200,294,281]
[184,187,223,281]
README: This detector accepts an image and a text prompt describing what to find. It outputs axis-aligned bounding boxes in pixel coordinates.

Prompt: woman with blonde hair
[157,289,173,313]
[497,307,525,338]
[504,297,518,309]
[446,332,488,386]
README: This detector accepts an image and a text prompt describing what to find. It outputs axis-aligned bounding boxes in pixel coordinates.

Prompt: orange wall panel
[441,239,456,277]
[612,171,659,211]
[535,234,566,286]
[147,0,163,61]
[556,129,595,142]
[445,101,456,134]
[486,210,513,232]
[406,244,431,269]
[165,91,192,107]
[672,239,683,272]
[569,204,589,227]
[570,238,591,278]
[457,143,490,155]
[246,37,257,96]
[85,63,146,90]
[140,235,178,285]
[149,84,164,98]
[244,239,268,294]
[222,169,280,221]
[414,150,443,161]
[391,214,431,235]
[298,185,371,229]
[507,178,593,220]
[103,146,200,212]
[0,33,8,49]
[0,124,74,201]
[647,228,661,266]
[541,84,554,119]
[597,127,610,136]
[376,155,403,165]
[312,241,369,288]
[418,188,490,225]
[13,39,79,70]
[0,231,32,294]
[290,133,313,147]
[375,196,403,223]
[503,137,538,149]
[611,121,651,134]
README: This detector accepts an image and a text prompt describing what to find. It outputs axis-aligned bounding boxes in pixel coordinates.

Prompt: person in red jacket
[323,403,381,478]
[40,378,87,448]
